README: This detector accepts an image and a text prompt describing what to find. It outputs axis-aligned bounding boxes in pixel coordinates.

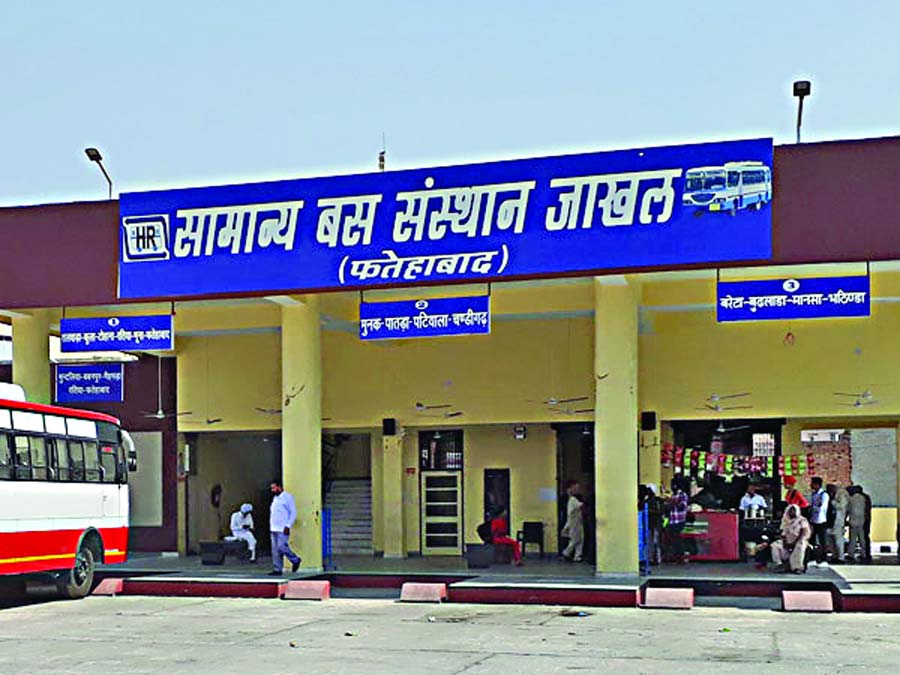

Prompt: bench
[200,539,251,565]
[465,542,515,568]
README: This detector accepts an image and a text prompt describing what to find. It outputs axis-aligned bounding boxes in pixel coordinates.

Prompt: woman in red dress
[490,508,523,566]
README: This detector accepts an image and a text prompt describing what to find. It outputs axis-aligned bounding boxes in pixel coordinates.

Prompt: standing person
[560,480,584,562]
[268,479,301,576]
[229,503,257,562]
[771,504,812,574]
[490,507,523,566]
[667,477,690,563]
[827,484,849,563]
[848,485,867,562]
[808,477,830,566]
[862,486,874,562]
[783,476,809,510]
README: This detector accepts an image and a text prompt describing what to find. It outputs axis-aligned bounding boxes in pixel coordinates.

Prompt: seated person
[228,503,257,562]
[739,484,767,517]
[770,504,812,574]
[490,507,523,566]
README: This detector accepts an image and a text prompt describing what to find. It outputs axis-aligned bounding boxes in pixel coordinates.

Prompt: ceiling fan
[255,406,333,422]
[707,392,750,403]
[529,395,589,407]
[835,389,874,401]
[419,410,465,419]
[529,374,607,407]
[715,421,750,435]
[141,355,192,419]
[840,398,878,408]
[415,401,451,412]
[696,403,753,413]
[551,407,594,416]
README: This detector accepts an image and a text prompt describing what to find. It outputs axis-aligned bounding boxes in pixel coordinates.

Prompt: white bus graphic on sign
[682,161,772,214]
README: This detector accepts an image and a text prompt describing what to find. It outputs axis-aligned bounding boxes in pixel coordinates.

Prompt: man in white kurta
[561,481,585,562]
[229,503,257,562]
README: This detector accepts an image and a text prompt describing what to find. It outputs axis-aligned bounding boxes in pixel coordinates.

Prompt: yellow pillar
[594,277,639,575]
[281,297,322,569]
[12,309,52,404]
[382,433,405,558]
[895,422,900,552]
[370,432,384,554]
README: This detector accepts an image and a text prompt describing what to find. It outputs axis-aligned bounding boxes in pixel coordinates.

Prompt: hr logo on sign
[122,215,170,261]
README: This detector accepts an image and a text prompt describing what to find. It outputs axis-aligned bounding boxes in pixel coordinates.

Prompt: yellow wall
[872,508,896,542]
[640,282,900,420]
[462,424,558,553]
[322,317,593,428]
[177,333,281,432]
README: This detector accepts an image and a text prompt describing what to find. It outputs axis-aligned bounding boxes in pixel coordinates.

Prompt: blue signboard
[360,295,490,340]
[60,315,174,352]
[55,364,124,403]
[717,276,870,322]
[118,138,773,299]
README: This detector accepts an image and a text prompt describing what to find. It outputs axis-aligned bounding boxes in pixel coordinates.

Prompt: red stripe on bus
[0,527,129,575]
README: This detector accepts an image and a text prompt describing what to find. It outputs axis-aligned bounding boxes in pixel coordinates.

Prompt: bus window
[29,437,48,481]
[727,172,739,187]
[68,440,85,481]
[0,434,12,479]
[116,444,129,484]
[99,445,118,483]
[50,438,71,481]
[13,436,32,480]
[83,441,101,482]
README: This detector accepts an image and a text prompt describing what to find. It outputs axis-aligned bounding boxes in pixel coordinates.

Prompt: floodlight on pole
[84,147,113,199]
[793,80,811,144]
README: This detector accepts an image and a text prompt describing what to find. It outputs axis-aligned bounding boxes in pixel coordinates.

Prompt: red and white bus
[0,391,136,598]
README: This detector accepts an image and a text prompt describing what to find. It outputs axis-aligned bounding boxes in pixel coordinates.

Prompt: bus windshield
[685,172,726,192]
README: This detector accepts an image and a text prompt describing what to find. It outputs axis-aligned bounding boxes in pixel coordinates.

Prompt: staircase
[325,479,373,556]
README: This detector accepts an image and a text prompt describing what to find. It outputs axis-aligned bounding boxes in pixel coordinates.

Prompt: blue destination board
[60,315,174,352]
[118,138,773,299]
[55,363,124,403]
[717,276,870,322]
[360,295,490,340]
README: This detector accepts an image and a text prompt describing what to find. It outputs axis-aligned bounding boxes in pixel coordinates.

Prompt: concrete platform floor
[3,596,900,674]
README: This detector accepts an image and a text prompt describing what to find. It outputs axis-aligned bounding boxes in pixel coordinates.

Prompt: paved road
[1,596,900,673]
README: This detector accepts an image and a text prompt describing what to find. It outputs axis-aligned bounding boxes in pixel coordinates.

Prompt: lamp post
[84,147,113,199]
[793,80,811,144]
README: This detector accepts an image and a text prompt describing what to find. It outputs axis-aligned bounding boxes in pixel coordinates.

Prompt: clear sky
[1,1,897,206]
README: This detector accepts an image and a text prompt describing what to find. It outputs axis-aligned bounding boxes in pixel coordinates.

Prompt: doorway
[419,430,464,555]
[556,424,595,564]
[484,468,511,524]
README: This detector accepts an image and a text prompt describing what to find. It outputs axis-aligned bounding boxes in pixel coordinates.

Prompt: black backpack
[476,521,493,544]
[826,498,837,528]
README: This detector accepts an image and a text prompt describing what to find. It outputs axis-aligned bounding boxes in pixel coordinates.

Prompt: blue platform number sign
[360,295,490,340]
[55,364,124,404]
[717,276,870,322]
[118,138,773,299]
[60,315,174,352]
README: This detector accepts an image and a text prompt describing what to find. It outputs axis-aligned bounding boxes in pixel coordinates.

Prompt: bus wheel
[58,547,95,599]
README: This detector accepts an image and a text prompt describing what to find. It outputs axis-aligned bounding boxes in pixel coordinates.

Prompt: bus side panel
[0,482,128,575]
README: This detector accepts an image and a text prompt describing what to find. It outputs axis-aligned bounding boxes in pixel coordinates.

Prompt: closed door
[420,471,462,555]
